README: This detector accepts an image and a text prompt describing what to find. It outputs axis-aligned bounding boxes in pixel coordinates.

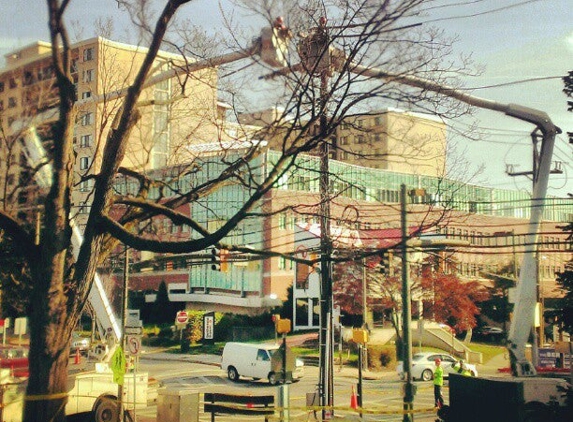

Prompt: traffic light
[211,247,221,271]
[379,250,391,275]
[220,249,229,273]
[210,247,229,272]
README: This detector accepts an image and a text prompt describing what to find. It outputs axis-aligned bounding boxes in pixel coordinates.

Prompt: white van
[221,342,304,385]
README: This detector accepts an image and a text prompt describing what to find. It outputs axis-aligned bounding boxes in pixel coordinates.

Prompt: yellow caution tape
[24,392,68,402]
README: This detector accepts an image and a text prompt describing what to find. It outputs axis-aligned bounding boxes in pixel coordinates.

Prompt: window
[82,91,91,99]
[79,156,90,170]
[82,69,95,83]
[0,81,4,92]
[78,202,89,214]
[0,100,3,111]
[79,180,91,192]
[8,97,17,108]
[83,47,94,62]
[256,349,270,361]
[9,78,17,89]
[23,71,34,86]
[80,134,92,147]
[81,113,93,126]
[278,214,286,230]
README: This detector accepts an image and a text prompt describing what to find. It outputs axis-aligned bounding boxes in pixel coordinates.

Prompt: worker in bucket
[433,358,445,409]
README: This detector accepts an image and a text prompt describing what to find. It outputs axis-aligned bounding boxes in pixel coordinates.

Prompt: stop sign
[176,311,188,324]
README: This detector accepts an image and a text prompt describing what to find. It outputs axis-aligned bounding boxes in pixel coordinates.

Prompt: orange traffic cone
[350,385,358,410]
[74,348,81,365]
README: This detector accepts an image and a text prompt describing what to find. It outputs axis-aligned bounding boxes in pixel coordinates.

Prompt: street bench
[204,392,275,422]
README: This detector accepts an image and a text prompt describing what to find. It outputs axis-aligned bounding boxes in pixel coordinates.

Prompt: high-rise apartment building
[238,106,447,177]
[0,37,219,226]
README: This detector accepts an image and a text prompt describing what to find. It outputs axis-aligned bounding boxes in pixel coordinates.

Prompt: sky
[1,0,571,197]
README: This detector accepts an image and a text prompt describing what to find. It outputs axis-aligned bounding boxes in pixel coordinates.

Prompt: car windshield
[412,354,426,361]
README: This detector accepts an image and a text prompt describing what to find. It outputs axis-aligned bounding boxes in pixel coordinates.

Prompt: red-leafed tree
[420,270,490,333]
[333,259,489,334]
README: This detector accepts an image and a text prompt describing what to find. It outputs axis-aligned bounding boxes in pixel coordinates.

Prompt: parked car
[70,332,91,354]
[474,326,504,343]
[475,326,504,336]
[0,347,29,378]
[397,352,478,381]
[221,342,304,385]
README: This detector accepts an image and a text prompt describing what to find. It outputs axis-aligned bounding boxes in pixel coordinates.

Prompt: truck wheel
[93,396,118,422]
[421,369,433,382]
[227,366,239,382]
[524,402,551,422]
[437,405,450,421]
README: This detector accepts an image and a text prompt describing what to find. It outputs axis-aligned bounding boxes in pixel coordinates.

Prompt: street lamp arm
[350,64,561,136]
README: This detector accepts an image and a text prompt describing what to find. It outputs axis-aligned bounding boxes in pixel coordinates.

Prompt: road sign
[126,336,141,355]
[203,312,215,341]
[125,326,143,336]
[176,311,189,324]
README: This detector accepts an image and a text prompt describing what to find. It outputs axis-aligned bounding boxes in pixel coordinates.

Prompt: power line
[421,0,544,24]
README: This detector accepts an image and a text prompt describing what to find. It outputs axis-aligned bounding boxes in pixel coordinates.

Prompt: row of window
[0,97,18,110]
[339,116,384,131]
[441,228,570,251]
[338,133,382,146]
[0,78,18,92]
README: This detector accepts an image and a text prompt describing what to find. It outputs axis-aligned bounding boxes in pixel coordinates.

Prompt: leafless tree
[0,0,481,420]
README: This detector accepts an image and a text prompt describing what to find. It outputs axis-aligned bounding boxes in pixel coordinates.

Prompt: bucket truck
[2,21,291,421]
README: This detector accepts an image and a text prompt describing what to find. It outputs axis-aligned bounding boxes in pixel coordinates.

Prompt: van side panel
[221,343,278,381]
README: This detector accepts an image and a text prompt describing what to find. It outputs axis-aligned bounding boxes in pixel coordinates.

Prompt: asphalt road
[134,357,443,421]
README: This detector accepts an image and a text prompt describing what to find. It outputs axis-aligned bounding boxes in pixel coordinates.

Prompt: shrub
[367,344,396,370]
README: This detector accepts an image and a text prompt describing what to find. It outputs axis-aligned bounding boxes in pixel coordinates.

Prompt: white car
[70,332,91,354]
[397,352,478,381]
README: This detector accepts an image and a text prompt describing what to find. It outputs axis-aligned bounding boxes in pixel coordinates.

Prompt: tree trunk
[24,320,73,422]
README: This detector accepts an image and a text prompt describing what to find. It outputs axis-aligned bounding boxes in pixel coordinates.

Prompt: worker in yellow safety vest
[433,358,445,409]
[451,359,472,376]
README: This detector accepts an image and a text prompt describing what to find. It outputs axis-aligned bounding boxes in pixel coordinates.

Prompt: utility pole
[401,185,414,422]
[315,17,334,420]
[362,258,368,370]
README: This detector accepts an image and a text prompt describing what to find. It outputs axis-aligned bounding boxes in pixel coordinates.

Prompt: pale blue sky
[1,0,571,196]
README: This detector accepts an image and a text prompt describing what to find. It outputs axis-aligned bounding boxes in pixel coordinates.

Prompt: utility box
[157,388,199,422]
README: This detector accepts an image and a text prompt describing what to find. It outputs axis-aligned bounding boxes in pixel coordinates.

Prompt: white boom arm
[20,128,122,343]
